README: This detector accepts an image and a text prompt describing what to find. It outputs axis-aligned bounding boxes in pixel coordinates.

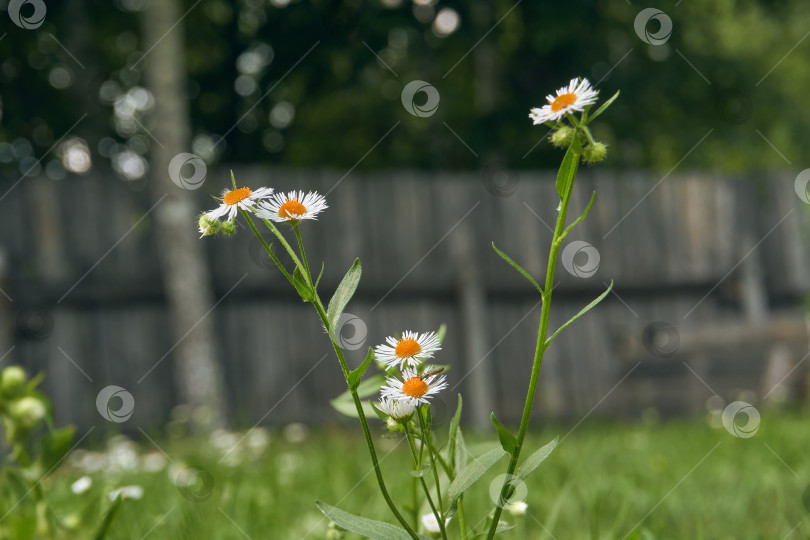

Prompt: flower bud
[326,521,345,540]
[1,366,27,399]
[583,142,607,163]
[198,214,221,237]
[386,417,404,432]
[221,220,237,236]
[8,397,47,430]
[550,126,574,148]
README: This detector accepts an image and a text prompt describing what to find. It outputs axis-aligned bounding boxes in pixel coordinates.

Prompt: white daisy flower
[421,512,451,534]
[256,190,328,223]
[529,77,599,125]
[375,330,441,370]
[381,366,447,406]
[376,396,416,421]
[201,186,274,231]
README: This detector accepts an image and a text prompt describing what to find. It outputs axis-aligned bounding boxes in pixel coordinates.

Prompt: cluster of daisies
[198,185,328,236]
[374,330,447,422]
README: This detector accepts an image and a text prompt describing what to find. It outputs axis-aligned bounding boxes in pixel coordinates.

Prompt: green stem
[485,143,581,539]
[244,216,418,539]
[457,495,468,540]
[417,408,446,538]
[293,224,313,285]
[241,211,294,284]
[404,423,444,539]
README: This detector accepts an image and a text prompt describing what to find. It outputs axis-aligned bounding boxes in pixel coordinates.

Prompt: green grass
[9,412,809,539]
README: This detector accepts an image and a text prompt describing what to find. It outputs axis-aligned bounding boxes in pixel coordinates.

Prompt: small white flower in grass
[108,485,143,501]
[256,190,328,223]
[376,396,416,421]
[529,77,599,125]
[200,185,274,235]
[381,366,447,406]
[71,476,92,495]
[375,330,441,370]
[505,500,528,516]
[421,512,451,534]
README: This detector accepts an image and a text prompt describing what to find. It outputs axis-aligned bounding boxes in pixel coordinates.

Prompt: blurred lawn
[35,413,809,539]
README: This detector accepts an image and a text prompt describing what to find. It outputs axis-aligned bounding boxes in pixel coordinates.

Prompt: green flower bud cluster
[0,366,48,442]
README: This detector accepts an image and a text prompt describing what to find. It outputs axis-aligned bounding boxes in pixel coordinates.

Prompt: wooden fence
[1,167,808,431]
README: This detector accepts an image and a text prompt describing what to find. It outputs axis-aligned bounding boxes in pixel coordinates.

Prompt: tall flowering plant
[199,77,618,539]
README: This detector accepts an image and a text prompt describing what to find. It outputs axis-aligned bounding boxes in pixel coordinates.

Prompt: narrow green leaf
[447,394,462,473]
[446,446,507,507]
[39,425,76,474]
[327,259,362,327]
[545,281,613,348]
[347,348,375,389]
[490,413,517,454]
[515,436,559,481]
[471,521,515,538]
[330,397,376,419]
[491,243,543,294]
[436,323,447,345]
[586,90,620,124]
[558,191,596,244]
[315,502,417,540]
[292,267,313,301]
[330,374,385,419]
[315,261,325,288]
[454,429,468,477]
[93,495,123,540]
[555,139,582,199]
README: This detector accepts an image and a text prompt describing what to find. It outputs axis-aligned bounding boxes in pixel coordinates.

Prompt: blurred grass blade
[93,495,123,540]
[447,394,462,473]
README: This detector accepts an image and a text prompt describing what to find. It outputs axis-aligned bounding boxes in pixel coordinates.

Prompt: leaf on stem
[446,446,507,510]
[330,374,385,419]
[39,425,76,474]
[558,191,596,244]
[490,412,517,454]
[347,348,375,389]
[514,436,559,481]
[447,395,462,473]
[436,323,447,345]
[545,281,613,348]
[292,267,314,302]
[315,261,325,289]
[555,139,582,199]
[586,90,620,124]
[327,259,362,328]
[491,243,543,294]
[315,502,421,540]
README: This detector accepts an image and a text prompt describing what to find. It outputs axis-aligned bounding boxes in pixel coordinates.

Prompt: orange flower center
[279,200,307,219]
[223,187,252,205]
[395,337,421,358]
[402,377,428,398]
[551,92,577,112]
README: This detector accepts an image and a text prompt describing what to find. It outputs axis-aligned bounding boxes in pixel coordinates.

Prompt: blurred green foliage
[0,0,806,181]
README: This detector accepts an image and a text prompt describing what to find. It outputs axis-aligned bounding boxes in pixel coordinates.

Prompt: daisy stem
[457,497,468,540]
[404,423,445,539]
[293,224,313,286]
[244,210,417,538]
[311,297,419,538]
[417,409,446,524]
[260,218,307,276]
[241,211,294,285]
[485,141,582,540]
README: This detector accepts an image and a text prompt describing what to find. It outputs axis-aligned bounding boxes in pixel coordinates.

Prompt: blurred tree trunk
[140,0,225,430]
